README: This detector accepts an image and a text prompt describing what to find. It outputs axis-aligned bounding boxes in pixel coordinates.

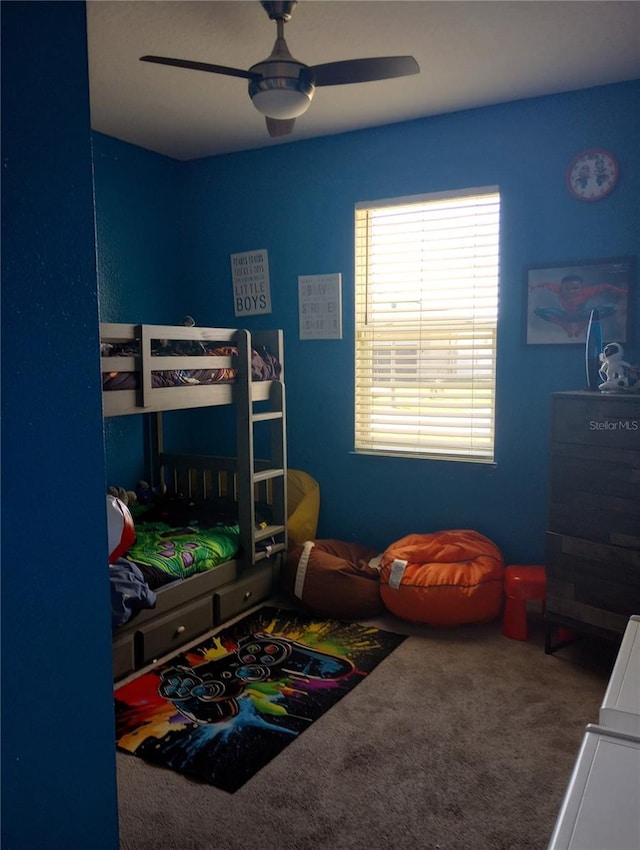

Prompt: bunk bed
[102,322,287,679]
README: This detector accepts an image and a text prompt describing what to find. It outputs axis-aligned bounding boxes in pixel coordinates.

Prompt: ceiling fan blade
[140,55,258,81]
[310,56,419,87]
[266,116,296,137]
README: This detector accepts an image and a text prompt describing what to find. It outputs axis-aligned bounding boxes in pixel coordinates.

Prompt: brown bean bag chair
[379,529,504,626]
[282,539,384,619]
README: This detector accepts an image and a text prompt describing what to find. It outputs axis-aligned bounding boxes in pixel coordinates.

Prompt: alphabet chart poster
[298,273,343,340]
[230,249,272,316]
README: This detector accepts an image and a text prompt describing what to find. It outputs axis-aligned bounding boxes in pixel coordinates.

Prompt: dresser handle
[244,591,253,601]
[175,625,186,635]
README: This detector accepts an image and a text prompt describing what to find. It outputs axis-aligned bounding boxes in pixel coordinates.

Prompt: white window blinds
[354,188,500,462]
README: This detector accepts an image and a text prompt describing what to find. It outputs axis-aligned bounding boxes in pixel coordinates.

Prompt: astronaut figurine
[598,341,630,392]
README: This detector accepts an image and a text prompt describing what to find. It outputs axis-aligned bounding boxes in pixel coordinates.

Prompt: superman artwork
[115,607,405,792]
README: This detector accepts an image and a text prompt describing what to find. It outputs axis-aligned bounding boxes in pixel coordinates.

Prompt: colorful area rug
[115,606,406,792]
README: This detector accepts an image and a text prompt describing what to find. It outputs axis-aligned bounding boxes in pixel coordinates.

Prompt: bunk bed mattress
[126,521,241,588]
[102,342,280,391]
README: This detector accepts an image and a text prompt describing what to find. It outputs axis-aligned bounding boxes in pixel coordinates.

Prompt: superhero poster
[525,256,634,345]
[115,607,405,792]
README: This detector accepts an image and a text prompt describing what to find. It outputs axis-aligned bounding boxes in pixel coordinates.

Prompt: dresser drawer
[550,450,640,501]
[552,393,640,450]
[549,476,640,545]
[137,597,214,664]
[214,566,273,623]
[112,633,135,681]
[545,532,640,633]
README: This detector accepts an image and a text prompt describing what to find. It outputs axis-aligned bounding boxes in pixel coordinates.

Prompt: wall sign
[230,249,272,316]
[298,273,343,340]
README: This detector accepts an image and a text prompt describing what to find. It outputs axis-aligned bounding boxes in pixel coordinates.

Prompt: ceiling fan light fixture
[249,74,314,119]
[141,0,420,138]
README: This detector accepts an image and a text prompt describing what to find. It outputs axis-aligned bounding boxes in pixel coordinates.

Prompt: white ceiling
[86,0,640,161]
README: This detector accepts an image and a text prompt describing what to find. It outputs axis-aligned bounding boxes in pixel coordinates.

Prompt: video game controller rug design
[114,606,406,791]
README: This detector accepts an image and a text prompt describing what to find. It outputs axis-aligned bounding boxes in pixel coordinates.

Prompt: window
[354,187,500,463]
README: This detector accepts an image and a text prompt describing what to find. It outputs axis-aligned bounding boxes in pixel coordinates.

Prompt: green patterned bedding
[126,522,240,580]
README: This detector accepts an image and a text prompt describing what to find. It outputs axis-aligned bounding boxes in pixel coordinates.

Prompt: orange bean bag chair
[282,539,384,619]
[379,529,504,626]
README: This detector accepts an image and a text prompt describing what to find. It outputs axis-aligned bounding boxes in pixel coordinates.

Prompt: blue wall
[181,81,640,562]
[94,133,186,324]
[93,132,188,485]
[96,83,640,564]
[1,2,119,848]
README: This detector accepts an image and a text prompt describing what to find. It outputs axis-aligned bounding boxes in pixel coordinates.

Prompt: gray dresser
[545,391,640,645]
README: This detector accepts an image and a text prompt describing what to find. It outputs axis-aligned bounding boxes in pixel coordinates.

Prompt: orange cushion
[281,539,384,619]
[379,529,504,626]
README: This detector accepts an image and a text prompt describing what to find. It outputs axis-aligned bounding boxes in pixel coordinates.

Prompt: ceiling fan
[140,0,420,138]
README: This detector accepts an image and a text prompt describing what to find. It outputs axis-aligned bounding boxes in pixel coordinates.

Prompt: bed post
[236,329,256,567]
[143,411,164,489]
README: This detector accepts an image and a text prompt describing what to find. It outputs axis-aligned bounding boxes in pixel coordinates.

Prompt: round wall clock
[566,148,619,201]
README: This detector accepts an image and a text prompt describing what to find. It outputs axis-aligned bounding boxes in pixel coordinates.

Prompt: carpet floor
[115,601,617,850]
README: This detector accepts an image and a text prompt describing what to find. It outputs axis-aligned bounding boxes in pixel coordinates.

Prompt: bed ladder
[235,329,287,566]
